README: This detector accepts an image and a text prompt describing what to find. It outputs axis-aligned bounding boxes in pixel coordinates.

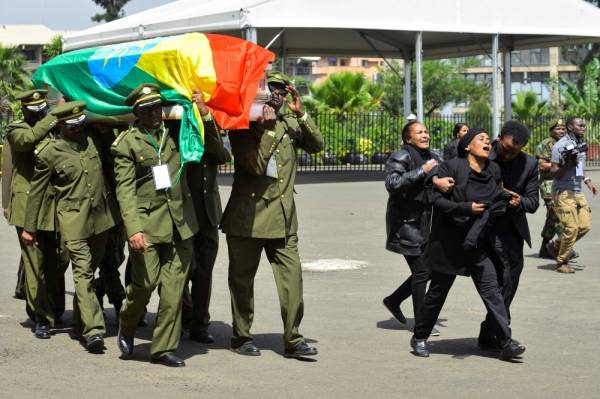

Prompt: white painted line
[302,259,368,272]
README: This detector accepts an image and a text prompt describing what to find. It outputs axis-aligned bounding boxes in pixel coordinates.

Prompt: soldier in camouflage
[535,119,565,259]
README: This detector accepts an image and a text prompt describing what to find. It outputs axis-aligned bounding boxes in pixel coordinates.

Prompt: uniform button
[90,197,94,201]
[279,179,283,183]
[26,191,29,194]
[278,164,282,167]
[167,199,171,203]
[140,156,144,160]
[281,194,284,198]
[276,149,280,153]
[251,193,255,197]
[203,177,207,181]
[84,170,88,174]
[291,139,294,143]
[203,164,207,168]
[87,184,92,188]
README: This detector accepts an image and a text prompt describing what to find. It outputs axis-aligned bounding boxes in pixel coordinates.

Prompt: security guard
[536,119,566,259]
[22,101,119,353]
[221,71,323,357]
[113,84,198,367]
[5,90,67,338]
[182,91,231,343]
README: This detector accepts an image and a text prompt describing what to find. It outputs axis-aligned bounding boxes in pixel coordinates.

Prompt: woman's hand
[471,202,487,215]
[421,159,438,175]
[432,176,455,193]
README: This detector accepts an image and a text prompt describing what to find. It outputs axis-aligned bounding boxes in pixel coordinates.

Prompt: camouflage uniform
[535,137,562,240]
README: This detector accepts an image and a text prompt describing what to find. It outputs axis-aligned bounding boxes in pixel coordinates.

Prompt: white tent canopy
[63,0,600,134]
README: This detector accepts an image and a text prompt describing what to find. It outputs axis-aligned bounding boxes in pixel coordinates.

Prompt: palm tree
[0,45,30,123]
[43,35,63,61]
[559,58,600,117]
[511,91,548,119]
[307,72,382,114]
[92,0,132,22]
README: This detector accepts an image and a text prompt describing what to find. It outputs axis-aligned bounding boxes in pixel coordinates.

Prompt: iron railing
[219,113,600,174]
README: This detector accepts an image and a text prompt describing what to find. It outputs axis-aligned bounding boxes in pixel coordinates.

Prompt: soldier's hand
[286,85,304,117]
[21,231,37,246]
[257,105,277,131]
[192,90,210,117]
[3,208,8,220]
[128,232,148,253]
[433,176,455,193]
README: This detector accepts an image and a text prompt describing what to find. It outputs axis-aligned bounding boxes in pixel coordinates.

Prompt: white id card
[266,156,279,178]
[152,164,172,190]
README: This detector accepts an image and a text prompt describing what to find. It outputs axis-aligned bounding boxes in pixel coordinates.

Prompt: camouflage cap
[51,100,86,125]
[266,71,291,87]
[549,118,565,131]
[125,83,162,108]
[15,89,49,111]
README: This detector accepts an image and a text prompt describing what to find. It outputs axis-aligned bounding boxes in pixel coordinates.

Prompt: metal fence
[219,113,600,174]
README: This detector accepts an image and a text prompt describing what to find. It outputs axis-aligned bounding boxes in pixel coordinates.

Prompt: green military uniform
[5,90,68,327]
[1,138,27,301]
[221,72,324,350]
[536,126,563,241]
[24,101,119,341]
[113,84,198,357]
[182,114,231,335]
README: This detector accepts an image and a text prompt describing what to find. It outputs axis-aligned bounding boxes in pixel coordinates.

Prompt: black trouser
[386,255,430,319]
[93,226,126,307]
[182,224,219,333]
[413,256,511,343]
[480,228,524,339]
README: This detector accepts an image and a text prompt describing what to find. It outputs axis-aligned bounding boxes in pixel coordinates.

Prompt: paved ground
[1,171,600,399]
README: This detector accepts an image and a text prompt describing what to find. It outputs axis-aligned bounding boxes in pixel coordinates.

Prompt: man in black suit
[479,120,539,348]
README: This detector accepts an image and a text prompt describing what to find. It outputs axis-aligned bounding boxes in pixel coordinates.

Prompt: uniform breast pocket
[55,162,79,181]
[135,152,158,177]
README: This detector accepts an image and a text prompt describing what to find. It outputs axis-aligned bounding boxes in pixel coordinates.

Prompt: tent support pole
[281,30,286,74]
[503,47,512,121]
[415,31,423,122]
[243,27,257,43]
[404,59,412,119]
[492,33,500,138]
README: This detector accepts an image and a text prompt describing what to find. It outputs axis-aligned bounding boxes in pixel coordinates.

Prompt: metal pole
[492,34,499,138]
[403,59,412,120]
[415,31,423,122]
[503,48,512,122]
[243,27,257,43]
[280,30,286,74]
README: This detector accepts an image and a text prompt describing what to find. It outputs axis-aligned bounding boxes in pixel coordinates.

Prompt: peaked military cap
[51,101,87,125]
[266,71,292,87]
[125,83,162,108]
[549,118,565,131]
[15,89,49,112]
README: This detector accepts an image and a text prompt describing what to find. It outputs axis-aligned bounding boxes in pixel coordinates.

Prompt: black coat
[424,158,506,276]
[489,144,539,247]
[384,148,441,256]
[443,138,459,160]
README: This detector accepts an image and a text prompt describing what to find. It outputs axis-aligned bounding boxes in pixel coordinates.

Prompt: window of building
[327,57,337,66]
[21,49,37,61]
[361,59,370,68]
[559,45,589,65]
[510,48,549,66]
[339,58,350,67]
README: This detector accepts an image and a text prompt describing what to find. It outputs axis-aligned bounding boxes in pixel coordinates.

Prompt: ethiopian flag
[32,32,275,165]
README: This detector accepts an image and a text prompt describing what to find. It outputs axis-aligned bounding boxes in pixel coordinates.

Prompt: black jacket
[489,143,539,247]
[424,158,506,276]
[385,148,441,256]
[443,138,459,160]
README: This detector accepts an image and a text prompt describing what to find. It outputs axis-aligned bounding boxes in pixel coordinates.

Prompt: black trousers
[182,224,219,333]
[413,256,511,343]
[386,255,430,318]
[480,228,524,339]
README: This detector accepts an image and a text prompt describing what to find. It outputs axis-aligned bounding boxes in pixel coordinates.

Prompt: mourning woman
[443,122,469,160]
[410,128,526,361]
[383,121,441,330]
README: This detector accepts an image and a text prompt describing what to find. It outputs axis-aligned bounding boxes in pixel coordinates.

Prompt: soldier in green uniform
[22,101,119,353]
[113,84,198,367]
[536,119,566,259]
[5,90,68,338]
[221,71,323,357]
[181,91,231,343]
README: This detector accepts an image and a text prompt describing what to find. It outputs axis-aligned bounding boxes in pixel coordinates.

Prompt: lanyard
[143,126,168,165]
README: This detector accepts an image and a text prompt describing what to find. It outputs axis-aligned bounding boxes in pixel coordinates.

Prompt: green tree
[511,91,548,118]
[0,45,30,123]
[306,71,382,114]
[43,35,63,61]
[559,58,600,117]
[379,58,490,117]
[91,0,132,23]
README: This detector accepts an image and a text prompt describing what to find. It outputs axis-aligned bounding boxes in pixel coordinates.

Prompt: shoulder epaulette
[112,127,132,147]
[34,138,52,156]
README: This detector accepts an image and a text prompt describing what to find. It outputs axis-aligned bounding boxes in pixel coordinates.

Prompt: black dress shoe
[478,335,502,351]
[410,337,430,357]
[34,323,51,339]
[231,342,261,356]
[499,339,526,360]
[151,353,185,367]
[86,335,105,353]
[538,239,554,259]
[383,297,407,324]
[189,330,215,344]
[117,330,134,356]
[284,342,318,358]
